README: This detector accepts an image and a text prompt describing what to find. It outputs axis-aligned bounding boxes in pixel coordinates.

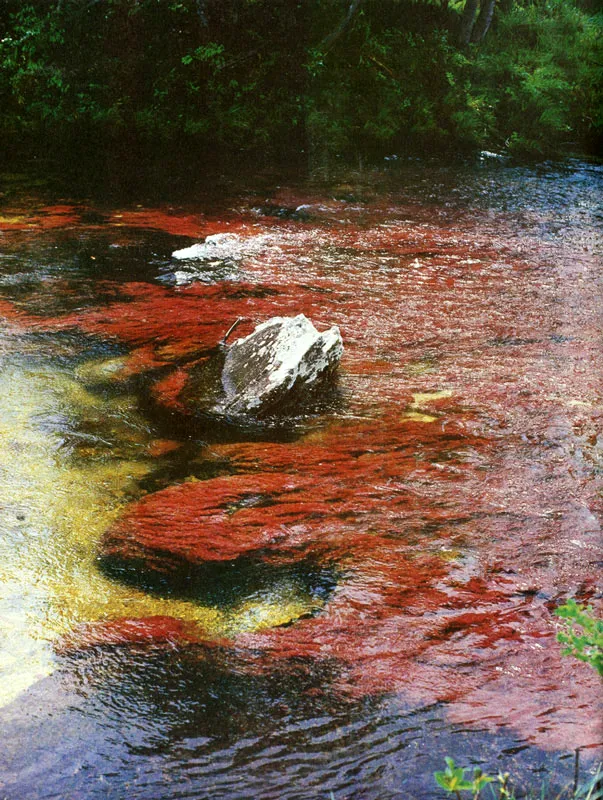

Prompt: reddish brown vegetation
[0,204,81,231]
[58,616,207,652]
[1,191,601,751]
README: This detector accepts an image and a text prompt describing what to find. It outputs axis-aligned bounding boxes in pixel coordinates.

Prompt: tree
[459,0,480,44]
[471,0,497,43]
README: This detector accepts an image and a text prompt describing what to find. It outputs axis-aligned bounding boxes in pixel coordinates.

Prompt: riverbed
[0,158,601,798]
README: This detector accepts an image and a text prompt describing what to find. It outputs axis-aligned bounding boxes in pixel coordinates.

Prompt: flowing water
[0,159,601,799]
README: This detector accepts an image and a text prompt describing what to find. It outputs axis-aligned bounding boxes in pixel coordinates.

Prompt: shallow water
[0,159,601,798]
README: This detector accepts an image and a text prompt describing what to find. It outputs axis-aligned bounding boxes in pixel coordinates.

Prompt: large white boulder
[212,314,343,418]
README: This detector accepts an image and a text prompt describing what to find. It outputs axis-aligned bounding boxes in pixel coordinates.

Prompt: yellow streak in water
[401,411,438,423]
[411,390,453,406]
[0,358,320,706]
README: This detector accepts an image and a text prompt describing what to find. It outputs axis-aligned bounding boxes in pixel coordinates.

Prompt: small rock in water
[479,150,507,161]
[172,232,241,260]
[172,232,281,263]
[169,232,285,285]
[182,314,343,420]
[163,261,241,286]
[167,233,245,284]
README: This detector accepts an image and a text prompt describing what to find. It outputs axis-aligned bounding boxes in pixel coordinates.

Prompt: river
[0,158,601,798]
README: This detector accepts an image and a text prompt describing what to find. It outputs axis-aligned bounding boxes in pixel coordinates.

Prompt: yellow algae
[0,356,324,705]
[75,356,130,385]
[400,389,452,423]
[223,581,324,636]
[40,369,107,411]
[438,548,462,562]
[0,215,31,225]
[411,390,453,407]
[404,358,438,377]
[401,410,438,423]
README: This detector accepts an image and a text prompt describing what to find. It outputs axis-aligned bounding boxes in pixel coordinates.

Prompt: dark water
[0,158,601,799]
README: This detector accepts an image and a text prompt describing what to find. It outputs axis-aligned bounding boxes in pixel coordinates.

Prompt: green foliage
[434,759,603,799]
[0,0,308,155]
[302,0,601,157]
[0,0,600,161]
[575,767,603,800]
[464,0,603,154]
[555,600,603,677]
[434,757,495,798]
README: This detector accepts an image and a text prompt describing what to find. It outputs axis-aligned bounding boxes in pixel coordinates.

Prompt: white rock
[479,150,506,161]
[214,314,343,418]
[172,232,282,262]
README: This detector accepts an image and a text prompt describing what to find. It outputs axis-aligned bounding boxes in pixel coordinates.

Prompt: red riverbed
[1,164,601,766]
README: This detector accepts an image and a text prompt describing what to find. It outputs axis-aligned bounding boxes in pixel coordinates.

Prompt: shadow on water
[98,552,338,615]
[0,228,195,307]
[0,643,586,800]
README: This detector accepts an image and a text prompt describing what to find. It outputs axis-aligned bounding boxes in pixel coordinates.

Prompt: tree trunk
[196,0,208,26]
[320,0,364,55]
[471,0,497,42]
[458,0,480,45]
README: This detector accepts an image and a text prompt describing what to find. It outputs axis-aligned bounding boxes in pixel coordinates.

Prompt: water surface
[0,159,601,798]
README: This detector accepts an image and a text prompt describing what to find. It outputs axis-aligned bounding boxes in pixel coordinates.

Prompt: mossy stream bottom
[0,346,327,706]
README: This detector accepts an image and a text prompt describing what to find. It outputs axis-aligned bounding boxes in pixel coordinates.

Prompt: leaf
[435,771,456,792]
[435,759,475,793]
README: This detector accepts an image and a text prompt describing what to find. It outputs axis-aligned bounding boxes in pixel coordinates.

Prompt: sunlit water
[0,159,601,798]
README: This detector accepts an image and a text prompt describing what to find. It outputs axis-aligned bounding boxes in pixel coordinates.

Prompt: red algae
[108,209,205,238]
[0,204,83,231]
[106,208,274,240]
[145,439,182,458]
[101,473,332,568]
[104,405,593,723]
[151,366,192,412]
[446,627,603,751]
[57,616,206,652]
[0,297,34,324]
[35,281,330,365]
[37,205,82,229]
[1,177,601,757]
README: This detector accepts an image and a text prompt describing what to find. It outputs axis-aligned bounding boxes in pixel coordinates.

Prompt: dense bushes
[306,0,602,157]
[466,0,603,155]
[0,0,600,164]
[0,0,308,158]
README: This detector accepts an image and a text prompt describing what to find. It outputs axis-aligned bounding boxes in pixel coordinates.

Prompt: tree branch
[368,54,397,80]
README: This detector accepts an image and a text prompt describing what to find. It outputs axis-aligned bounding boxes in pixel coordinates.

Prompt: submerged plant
[433,604,602,798]
[554,600,603,677]
[574,767,603,800]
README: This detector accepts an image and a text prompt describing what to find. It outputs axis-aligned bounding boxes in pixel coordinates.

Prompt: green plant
[555,600,603,677]
[2,0,600,162]
[434,758,603,799]
[434,757,498,799]
[574,765,603,800]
